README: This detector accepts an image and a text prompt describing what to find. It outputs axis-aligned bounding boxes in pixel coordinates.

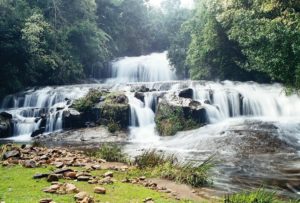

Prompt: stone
[3,150,20,160]
[23,160,37,168]
[103,171,113,177]
[33,173,49,179]
[134,92,145,103]
[65,183,79,193]
[64,171,77,179]
[43,184,60,193]
[139,176,146,181]
[98,177,114,185]
[47,174,60,182]
[77,176,91,181]
[143,197,153,203]
[54,162,64,168]
[74,192,89,201]
[88,179,98,184]
[178,88,193,99]
[91,164,101,170]
[54,168,73,174]
[94,187,106,194]
[79,196,94,203]
[39,198,53,203]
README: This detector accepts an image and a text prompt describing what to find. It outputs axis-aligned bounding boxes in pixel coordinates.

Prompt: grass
[225,189,300,203]
[86,143,128,163]
[135,150,214,188]
[0,165,197,203]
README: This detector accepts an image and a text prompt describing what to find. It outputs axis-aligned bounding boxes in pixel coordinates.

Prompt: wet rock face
[178,88,193,99]
[0,112,13,138]
[155,97,207,136]
[65,89,130,131]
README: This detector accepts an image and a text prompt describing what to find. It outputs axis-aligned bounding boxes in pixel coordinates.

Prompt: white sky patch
[148,0,194,9]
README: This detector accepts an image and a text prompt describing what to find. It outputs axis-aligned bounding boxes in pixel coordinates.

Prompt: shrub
[72,89,103,112]
[107,122,121,133]
[134,150,177,169]
[95,144,127,163]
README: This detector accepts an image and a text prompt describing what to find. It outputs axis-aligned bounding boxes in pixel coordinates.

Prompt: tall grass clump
[88,143,127,163]
[225,189,283,203]
[134,150,214,187]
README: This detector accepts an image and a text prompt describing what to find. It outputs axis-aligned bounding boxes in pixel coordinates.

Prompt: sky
[148,0,195,9]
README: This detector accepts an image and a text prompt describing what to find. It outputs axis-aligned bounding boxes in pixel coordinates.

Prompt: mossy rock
[155,100,207,136]
[72,89,105,112]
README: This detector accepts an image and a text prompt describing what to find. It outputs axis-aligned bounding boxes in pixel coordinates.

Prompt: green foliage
[95,143,127,162]
[134,150,177,169]
[107,121,121,133]
[155,102,200,136]
[72,89,103,112]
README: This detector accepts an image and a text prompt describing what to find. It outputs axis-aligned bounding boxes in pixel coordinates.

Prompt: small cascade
[191,81,300,123]
[127,92,159,143]
[107,52,176,83]
[0,86,91,140]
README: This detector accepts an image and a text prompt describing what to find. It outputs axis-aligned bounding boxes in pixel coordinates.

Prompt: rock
[115,95,127,104]
[88,179,98,184]
[179,88,193,99]
[64,171,77,179]
[0,112,13,119]
[204,100,211,105]
[23,160,37,168]
[54,162,64,168]
[65,183,79,193]
[134,92,145,103]
[103,171,113,177]
[79,196,94,203]
[74,192,89,201]
[135,85,150,93]
[63,108,84,129]
[33,173,49,179]
[47,174,60,182]
[91,164,101,170]
[77,176,91,181]
[98,177,114,184]
[139,176,146,181]
[43,184,60,193]
[3,150,20,160]
[155,98,207,136]
[94,187,106,194]
[143,197,153,203]
[31,128,45,138]
[54,168,73,174]
[39,198,53,203]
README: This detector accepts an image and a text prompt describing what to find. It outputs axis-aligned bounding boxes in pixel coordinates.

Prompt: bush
[134,150,177,169]
[95,144,127,163]
[72,89,103,112]
[107,122,121,133]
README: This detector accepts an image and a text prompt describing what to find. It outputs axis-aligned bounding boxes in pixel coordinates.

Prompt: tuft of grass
[134,150,177,169]
[224,189,300,203]
[135,150,214,188]
[153,156,214,188]
[92,144,127,163]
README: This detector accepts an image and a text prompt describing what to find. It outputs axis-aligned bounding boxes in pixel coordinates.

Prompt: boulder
[74,192,89,201]
[178,88,193,99]
[3,150,20,160]
[134,92,145,103]
[63,108,85,129]
[0,112,13,138]
[94,187,106,194]
[23,160,37,168]
[155,97,207,136]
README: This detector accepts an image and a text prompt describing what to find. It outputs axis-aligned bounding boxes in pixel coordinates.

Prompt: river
[1,52,300,198]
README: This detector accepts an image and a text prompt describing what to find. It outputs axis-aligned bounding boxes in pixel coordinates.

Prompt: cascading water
[107,51,176,83]
[2,52,300,197]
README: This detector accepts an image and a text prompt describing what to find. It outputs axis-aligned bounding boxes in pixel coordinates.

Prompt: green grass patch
[135,150,214,188]
[0,165,196,203]
[85,144,128,163]
[225,189,300,203]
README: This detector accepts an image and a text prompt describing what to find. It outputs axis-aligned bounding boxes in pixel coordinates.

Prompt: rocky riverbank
[0,144,216,203]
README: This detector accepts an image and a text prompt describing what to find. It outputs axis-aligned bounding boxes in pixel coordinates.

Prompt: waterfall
[127,92,159,143]
[107,52,176,83]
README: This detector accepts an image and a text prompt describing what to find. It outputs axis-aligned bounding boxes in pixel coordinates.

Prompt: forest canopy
[1,0,300,98]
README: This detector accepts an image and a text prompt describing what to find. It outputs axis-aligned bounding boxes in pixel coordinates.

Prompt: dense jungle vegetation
[1,0,300,98]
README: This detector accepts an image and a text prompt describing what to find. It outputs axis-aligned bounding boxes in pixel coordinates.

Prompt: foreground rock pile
[0,144,186,202]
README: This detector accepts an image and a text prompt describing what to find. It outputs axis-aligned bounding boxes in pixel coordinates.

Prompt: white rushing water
[107,51,176,83]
